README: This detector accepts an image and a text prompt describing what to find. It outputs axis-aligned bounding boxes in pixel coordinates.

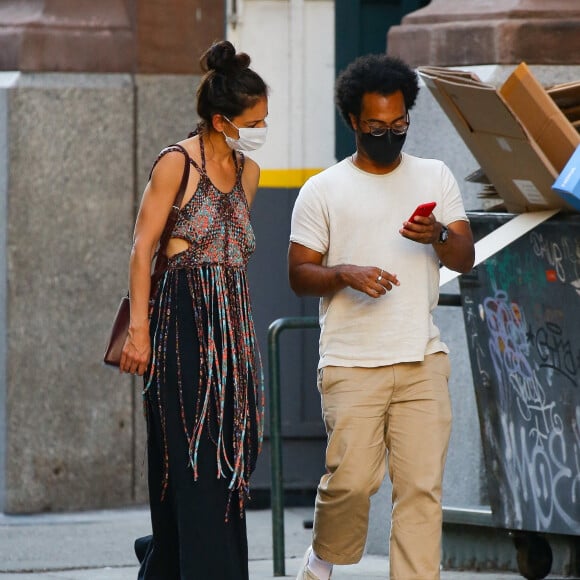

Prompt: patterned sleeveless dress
[138,138,264,580]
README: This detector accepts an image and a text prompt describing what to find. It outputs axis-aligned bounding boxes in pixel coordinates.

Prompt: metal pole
[268,318,286,576]
[268,316,319,576]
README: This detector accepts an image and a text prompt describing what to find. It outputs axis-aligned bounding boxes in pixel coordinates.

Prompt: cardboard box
[548,82,580,130]
[418,63,580,213]
[552,144,580,211]
[499,63,580,173]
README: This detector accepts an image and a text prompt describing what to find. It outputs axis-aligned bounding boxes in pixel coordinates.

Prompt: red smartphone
[408,201,436,222]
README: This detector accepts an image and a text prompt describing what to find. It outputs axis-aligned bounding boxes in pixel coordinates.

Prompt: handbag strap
[149,143,191,296]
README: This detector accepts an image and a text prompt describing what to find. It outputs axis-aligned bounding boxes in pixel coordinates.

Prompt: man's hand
[400,216,475,274]
[338,265,400,298]
[288,242,400,297]
[399,213,439,244]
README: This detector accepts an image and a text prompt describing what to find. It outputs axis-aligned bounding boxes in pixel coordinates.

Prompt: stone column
[0,0,223,513]
[135,0,225,74]
[0,0,135,72]
[388,0,580,67]
[0,0,223,74]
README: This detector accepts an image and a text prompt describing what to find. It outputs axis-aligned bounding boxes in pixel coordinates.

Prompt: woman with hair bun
[120,40,269,579]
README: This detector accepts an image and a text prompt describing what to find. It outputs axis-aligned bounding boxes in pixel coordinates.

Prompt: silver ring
[377,275,382,282]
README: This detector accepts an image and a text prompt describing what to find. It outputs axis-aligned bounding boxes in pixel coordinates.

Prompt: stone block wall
[0,72,198,513]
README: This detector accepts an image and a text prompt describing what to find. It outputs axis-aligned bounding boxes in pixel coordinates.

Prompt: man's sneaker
[296,546,319,579]
[296,546,332,579]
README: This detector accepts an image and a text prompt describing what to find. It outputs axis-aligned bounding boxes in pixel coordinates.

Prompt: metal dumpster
[458,211,580,579]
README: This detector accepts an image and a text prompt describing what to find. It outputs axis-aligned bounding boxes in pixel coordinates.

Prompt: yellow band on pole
[259,168,323,188]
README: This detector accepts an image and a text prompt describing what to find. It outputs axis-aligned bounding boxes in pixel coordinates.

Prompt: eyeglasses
[360,113,410,137]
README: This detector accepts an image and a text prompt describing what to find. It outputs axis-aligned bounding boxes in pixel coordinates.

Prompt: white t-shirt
[290,153,469,368]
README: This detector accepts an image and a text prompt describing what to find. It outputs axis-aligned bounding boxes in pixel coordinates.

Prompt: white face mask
[223,117,268,152]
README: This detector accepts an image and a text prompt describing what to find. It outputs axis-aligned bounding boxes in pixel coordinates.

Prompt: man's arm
[399,217,475,274]
[288,242,399,298]
[432,220,475,273]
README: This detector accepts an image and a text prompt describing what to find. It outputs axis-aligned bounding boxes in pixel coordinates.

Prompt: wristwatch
[438,224,449,244]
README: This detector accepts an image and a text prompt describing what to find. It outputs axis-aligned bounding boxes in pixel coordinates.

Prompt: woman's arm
[119,151,190,376]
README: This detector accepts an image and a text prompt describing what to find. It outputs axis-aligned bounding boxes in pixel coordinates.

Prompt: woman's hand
[120,323,151,376]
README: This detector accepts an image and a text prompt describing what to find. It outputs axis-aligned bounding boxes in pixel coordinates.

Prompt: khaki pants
[312,353,452,580]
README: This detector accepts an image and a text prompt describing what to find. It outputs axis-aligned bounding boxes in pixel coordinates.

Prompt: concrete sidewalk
[0,505,528,579]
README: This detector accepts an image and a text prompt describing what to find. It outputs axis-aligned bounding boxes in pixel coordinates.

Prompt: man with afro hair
[289,53,474,580]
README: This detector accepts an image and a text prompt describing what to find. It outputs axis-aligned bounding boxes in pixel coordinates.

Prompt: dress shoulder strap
[236,151,245,178]
[148,143,190,180]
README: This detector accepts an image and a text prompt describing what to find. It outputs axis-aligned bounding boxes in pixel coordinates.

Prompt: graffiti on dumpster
[477,290,580,532]
[529,230,580,284]
[460,222,580,536]
[532,321,577,386]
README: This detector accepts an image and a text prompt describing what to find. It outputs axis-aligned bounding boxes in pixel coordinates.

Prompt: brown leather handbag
[103,145,191,367]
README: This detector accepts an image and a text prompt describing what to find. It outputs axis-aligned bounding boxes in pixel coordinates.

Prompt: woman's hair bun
[195,39,267,129]
[202,40,251,74]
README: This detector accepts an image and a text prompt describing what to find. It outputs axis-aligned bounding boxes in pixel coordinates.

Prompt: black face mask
[358,130,406,166]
